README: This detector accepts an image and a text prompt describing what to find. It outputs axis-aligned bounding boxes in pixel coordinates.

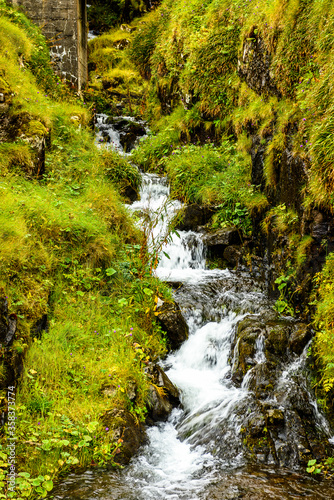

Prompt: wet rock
[113,38,130,50]
[311,222,329,240]
[231,316,266,382]
[4,314,17,346]
[0,297,8,344]
[145,363,180,423]
[120,24,137,33]
[101,409,147,465]
[203,227,241,248]
[223,245,241,266]
[0,298,17,347]
[147,385,173,422]
[265,325,289,358]
[248,414,266,437]
[288,323,312,355]
[175,204,214,231]
[247,362,276,398]
[266,409,284,426]
[126,381,137,402]
[116,121,146,152]
[156,300,189,351]
[238,31,280,97]
[122,184,139,202]
[165,281,183,289]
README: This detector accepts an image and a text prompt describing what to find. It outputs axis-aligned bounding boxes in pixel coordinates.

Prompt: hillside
[1,0,334,497]
[0,2,172,497]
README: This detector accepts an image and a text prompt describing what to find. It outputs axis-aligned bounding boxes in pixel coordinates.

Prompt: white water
[95,114,148,155]
[121,167,268,499]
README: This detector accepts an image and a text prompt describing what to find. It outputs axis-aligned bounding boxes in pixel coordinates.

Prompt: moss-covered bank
[0,2,175,498]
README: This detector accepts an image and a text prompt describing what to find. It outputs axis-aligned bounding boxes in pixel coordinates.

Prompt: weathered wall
[11,0,87,89]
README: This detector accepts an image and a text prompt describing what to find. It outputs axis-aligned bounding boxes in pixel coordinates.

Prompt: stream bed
[52,117,334,499]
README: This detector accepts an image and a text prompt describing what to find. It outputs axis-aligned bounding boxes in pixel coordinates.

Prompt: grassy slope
[0,3,170,498]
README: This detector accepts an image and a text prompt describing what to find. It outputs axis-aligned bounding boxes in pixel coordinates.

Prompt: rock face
[203,227,241,248]
[203,227,242,266]
[238,31,280,97]
[156,300,189,351]
[0,297,16,347]
[230,314,332,467]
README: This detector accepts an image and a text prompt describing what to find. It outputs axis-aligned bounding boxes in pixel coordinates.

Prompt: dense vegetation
[120,0,334,412]
[2,0,334,496]
[0,2,170,497]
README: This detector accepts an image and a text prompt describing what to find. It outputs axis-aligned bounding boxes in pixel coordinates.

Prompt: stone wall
[11,0,87,89]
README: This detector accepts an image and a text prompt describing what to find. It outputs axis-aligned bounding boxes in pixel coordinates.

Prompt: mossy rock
[22,119,47,138]
[101,408,147,465]
[265,325,289,357]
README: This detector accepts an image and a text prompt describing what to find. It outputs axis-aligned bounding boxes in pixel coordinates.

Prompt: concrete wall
[11,0,88,89]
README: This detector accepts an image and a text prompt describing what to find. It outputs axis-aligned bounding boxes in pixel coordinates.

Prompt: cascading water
[52,118,334,500]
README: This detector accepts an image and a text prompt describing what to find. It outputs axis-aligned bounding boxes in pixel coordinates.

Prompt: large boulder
[288,323,312,355]
[203,227,241,248]
[156,300,189,351]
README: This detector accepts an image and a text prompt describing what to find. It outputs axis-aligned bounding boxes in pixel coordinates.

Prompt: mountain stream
[52,116,334,499]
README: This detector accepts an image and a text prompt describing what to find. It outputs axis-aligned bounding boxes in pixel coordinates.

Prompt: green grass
[0,5,173,498]
[165,140,267,235]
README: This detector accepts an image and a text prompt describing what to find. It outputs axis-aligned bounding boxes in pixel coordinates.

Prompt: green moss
[22,119,47,137]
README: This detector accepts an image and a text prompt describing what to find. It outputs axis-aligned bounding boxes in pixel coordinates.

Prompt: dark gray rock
[203,227,241,248]
[156,300,189,351]
[266,408,284,426]
[4,314,17,347]
[145,363,180,423]
[0,298,17,347]
[223,245,241,266]
[0,297,8,344]
[119,123,146,152]
[238,31,280,97]
[288,323,312,355]
[175,204,214,231]
[147,385,173,422]
[122,184,139,202]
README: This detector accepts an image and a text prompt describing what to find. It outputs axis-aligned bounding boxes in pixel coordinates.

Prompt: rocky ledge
[230,312,333,468]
